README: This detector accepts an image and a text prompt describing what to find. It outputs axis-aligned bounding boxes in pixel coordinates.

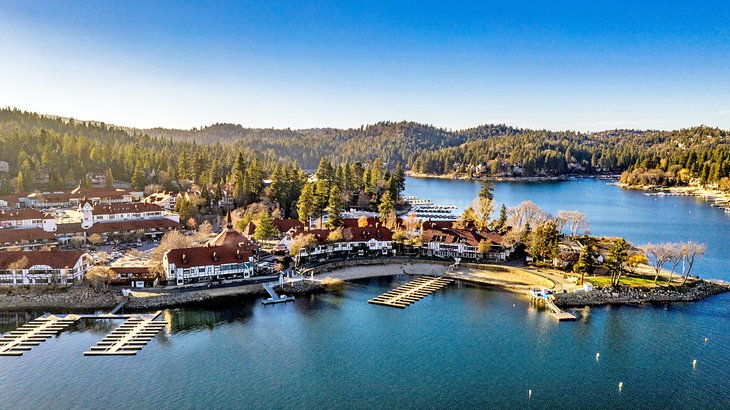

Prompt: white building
[0,250,90,286]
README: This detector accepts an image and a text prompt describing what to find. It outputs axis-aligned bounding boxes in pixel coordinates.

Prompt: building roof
[70,187,132,199]
[0,195,23,206]
[243,218,305,237]
[166,244,254,269]
[0,208,48,222]
[293,226,394,244]
[0,249,85,270]
[86,218,181,234]
[92,202,162,215]
[421,220,458,231]
[0,228,56,244]
[341,217,403,229]
[54,223,85,236]
[422,227,505,247]
[207,210,258,250]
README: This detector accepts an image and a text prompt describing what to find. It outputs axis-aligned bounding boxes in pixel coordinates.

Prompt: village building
[290,225,394,260]
[421,227,512,261]
[242,218,305,239]
[162,211,259,285]
[0,228,58,250]
[0,249,90,286]
[109,266,159,288]
[142,192,178,210]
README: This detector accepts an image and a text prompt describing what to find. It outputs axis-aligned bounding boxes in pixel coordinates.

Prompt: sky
[1,0,730,131]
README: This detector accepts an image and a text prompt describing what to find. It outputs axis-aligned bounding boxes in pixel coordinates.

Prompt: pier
[529,288,576,321]
[84,311,167,356]
[261,281,295,305]
[0,314,79,356]
[368,276,453,308]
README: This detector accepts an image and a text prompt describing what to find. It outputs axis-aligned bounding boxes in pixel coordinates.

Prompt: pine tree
[573,245,595,285]
[378,191,395,221]
[495,204,507,230]
[104,168,114,188]
[326,185,343,229]
[254,211,278,241]
[131,162,145,189]
[297,182,315,226]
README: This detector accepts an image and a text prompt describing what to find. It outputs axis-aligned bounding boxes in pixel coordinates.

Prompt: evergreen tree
[573,245,595,285]
[131,162,145,189]
[297,183,315,226]
[325,185,344,229]
[495,204,507,230]
[253,211,278,241]
[378,191,395,221]
[104,168,114,188]
[605,238,629,286]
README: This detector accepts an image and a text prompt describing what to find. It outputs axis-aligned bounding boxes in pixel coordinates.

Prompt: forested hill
[135,121,469,169]
[1,107,729,194]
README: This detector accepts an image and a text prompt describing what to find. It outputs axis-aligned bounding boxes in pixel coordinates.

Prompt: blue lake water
[1,177,729,409]
[405,177,730,281]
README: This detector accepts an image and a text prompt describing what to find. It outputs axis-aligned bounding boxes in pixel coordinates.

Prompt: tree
[149,230,192,280]
[357,216,369,227]
[472,197,493,231]
[573,245,596,285]
[131,162,145,189]
[86,266,115,292]
[680,241,706,285]
[494,204,507,231]
[297,183,315,227]
[530,220,559,262]
[557,210,590,237]
[254,211,278,241]
[378,191,395,221]
[626,253,648,282]
[327,228,344,243]
[104,168,114,188]
[478,179,494,201]
[454,207,477,229]
[87,233,103,247]
[508,201,549,234]
[196,220,213,242]
[290,234,319,261]
[605,238,629,286]
[641,243,674,285]
[325,185,343,229]
[477,239,492,260]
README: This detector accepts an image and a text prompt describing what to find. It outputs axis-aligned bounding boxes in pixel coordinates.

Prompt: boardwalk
[0,315,79,356]
[84,312,167,356]
[368,276,453,308]
[543,298,577,321]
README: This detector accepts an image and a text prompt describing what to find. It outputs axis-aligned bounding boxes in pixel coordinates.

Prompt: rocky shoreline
[554,280,730,307]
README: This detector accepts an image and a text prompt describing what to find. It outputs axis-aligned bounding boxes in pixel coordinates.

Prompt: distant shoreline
[617,182,730,212]
[406,171,620,182]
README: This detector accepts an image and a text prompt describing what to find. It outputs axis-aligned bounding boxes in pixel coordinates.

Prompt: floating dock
[262,283,295,305]
[84,311,167,356]
[0,314,80,356]
[368,276,453,308]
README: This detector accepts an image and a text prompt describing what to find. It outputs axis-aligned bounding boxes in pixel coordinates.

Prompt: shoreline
[406,171,620,182]
[1,259,728,312]
[618,182,730,212]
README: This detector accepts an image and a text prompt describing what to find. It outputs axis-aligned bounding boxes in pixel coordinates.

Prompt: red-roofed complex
[0,249,90,286]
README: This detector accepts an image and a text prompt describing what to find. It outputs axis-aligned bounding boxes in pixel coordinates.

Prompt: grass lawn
[588,276,659,287]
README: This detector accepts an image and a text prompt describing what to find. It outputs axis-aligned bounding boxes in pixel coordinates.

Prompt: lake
[405,176,730,282]
[0,177,729,409]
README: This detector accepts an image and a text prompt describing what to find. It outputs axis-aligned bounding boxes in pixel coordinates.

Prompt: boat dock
[0,314,80,356]
[368,276,453,308]
[84,311,167,356]
[529,288,576,321]
[262,283,295,305]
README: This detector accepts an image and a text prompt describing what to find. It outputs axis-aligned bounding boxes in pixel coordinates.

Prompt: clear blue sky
[1,1,730,131]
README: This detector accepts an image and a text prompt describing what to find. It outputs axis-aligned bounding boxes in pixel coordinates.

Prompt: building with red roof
[0,249,90,286]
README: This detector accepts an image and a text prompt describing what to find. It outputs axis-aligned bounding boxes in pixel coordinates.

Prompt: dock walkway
[368,276,453,308]
[0,315,79,356]
[84,311,167,356]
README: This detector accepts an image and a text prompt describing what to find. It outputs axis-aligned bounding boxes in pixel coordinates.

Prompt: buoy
[513,304,516,307]
[618,382,623,392]
[528,389,532,399]
[596,352,600,361]
[693,359,697,368]
[704,337,709,343]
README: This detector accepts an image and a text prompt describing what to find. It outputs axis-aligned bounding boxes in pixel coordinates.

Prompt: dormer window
[212,251,219,262]
[182,254,188,264]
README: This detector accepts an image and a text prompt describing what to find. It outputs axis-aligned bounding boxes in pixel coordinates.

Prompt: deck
[368,276,453,308]
[0,314,80,356]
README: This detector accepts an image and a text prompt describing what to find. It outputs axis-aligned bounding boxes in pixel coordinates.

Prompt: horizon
[3,105,727,134]
[2,1,730,131]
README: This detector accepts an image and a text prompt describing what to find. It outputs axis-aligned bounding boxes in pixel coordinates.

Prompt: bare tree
[557,210,590,237]
[148,231,193,280]
[507,201,549,233]
[680,241,706,285]
[87,233,103,247]
[86,266,115,292]
[665,243,684,285]
[641,243,674,284]
[471,197,493,231]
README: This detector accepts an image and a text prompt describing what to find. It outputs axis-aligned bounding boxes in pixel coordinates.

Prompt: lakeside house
[0,249,90,286]
[162,211,259,286]
[421,223,513,262]
[142,191,178,210]
[80,200,177,229]
[109,266,159,288]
